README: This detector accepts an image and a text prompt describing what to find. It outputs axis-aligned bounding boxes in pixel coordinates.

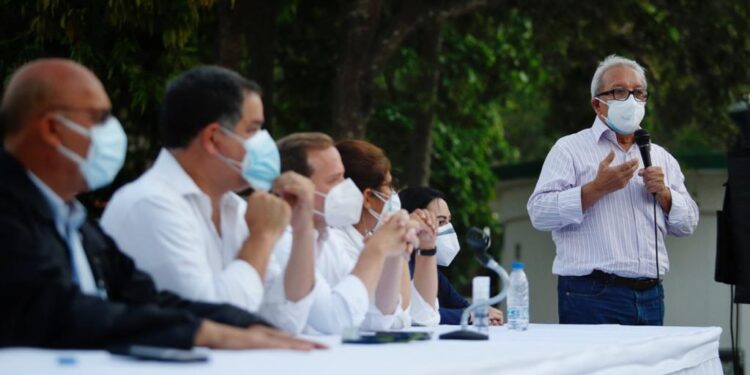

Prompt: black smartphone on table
[342,331,432,344]
[109,345,209,363]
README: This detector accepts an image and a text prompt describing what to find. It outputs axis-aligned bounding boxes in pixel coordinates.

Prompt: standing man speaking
[527,55,699,325]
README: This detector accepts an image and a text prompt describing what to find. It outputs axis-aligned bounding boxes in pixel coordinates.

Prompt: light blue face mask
[54,114,128,191]
[219,128,280,192]
[367,189,402,222]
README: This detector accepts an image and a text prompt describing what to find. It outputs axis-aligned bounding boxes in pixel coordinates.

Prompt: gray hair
[590,55,647,98]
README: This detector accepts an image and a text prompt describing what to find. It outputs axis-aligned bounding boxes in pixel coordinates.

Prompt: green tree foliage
[1,0,748,291]
[1,0,216,212]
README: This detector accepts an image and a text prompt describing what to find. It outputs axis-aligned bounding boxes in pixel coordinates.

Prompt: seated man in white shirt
[276,133,439,331]
[101,66,320,333]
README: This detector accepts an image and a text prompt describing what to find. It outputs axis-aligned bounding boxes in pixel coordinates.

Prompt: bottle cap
[512,262,525,270]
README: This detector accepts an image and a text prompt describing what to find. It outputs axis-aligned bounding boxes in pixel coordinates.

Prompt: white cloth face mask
[435,223,460,266]
[596,95,645,135]
[313,178,364,227]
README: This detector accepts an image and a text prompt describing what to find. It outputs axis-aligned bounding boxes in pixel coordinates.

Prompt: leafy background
[2,0,748,291]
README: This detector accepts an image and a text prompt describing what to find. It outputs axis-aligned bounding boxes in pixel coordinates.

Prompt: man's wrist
[291,215,314,234]
[658,186,672,213]
[194,320,222,347]
[245,230,280,246]
[363,241,388,260]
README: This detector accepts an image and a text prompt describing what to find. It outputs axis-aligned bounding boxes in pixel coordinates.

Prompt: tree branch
[369,0,504,74]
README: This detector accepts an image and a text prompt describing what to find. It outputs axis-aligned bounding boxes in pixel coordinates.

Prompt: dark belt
[585,270,660,291]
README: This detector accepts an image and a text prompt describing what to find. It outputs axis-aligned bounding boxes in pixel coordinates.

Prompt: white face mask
[435,223,460,266]
[596,95,645,135]
[313,178,364,227]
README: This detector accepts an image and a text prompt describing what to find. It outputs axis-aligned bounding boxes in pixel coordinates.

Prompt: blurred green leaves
[1,0,748,290]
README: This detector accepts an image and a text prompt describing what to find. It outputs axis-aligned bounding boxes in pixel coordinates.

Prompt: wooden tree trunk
[331,0,382,139]
[331,0,501,140]
[244,1,278,130]
[407,20,443,188]
[217,0,278,130]
[217,0,245,71]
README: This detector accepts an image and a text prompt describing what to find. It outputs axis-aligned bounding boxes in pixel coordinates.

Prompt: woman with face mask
[399,187,504,326]
[329,140,441,328]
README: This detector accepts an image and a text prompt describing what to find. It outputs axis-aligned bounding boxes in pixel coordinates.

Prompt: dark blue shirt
[408,260,469,325]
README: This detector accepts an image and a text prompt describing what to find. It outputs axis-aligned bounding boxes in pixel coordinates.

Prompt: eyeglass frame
[595,88,648,102]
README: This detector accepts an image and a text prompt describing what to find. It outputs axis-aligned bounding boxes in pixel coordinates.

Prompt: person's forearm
[194,320,224,348]
[657,188,672,214]
[374,256,404,314]
[350,244,387,297]
[581,181,606,212]
[283,223,316,301]
[238,233,278,279]
[399,260,411,309]
[413,255,438,308]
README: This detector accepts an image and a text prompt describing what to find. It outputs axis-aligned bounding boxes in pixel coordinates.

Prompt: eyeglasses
[595,88,648,102]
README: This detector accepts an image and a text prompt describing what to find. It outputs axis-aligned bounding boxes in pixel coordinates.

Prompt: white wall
[492,169,747,350]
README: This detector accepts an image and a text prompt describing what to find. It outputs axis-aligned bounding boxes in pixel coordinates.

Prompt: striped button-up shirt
[527,117,699,278]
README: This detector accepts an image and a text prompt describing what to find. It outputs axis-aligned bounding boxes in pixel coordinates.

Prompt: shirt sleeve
[527,141,584,231]
[663,153,700,237]
[102,197,264,312]
[409,282,440,327]
[360,296,412,331]
[437,268,470,309]
[306,273,369,334]
[256,260,318,334]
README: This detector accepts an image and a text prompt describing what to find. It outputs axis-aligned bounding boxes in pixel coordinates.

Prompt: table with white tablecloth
[0,324,722,375]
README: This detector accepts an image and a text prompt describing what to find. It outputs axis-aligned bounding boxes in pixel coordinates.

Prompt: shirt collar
[592,116,617,144]
[341,224,365,247]
[26,171,87,231]
[153,149,244,209]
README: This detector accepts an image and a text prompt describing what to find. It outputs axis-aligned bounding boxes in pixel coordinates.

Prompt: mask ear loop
[313,191,327,218]
[53,114,92,167]
[363,188,381,236]
[213,127,246,175]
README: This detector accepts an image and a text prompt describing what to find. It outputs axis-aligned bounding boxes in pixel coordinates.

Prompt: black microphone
[635,128,661,282]
[466,227,492,266]
[634,129,652,168]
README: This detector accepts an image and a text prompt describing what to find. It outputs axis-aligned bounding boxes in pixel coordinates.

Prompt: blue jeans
[558,275,664,325]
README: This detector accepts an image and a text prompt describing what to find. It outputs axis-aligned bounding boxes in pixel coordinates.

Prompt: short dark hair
[398,187,447,213]
[335,139,391,192]
[159,65,262,148]
[277,132,335,177]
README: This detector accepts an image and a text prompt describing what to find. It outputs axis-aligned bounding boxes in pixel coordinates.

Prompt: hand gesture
[409,208,438,249]
[272,171,315,231]
[638,166,668,197]
[365,210,417,258]
[591,150,639,194]
[245,191,291,240]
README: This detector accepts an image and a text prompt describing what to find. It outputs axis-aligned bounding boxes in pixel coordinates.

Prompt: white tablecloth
[0,324,722,375]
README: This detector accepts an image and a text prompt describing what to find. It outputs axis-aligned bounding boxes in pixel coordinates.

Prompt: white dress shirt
[329,225,441,327]
[527,118,699,278]
[270,229,369,334]
[101,149,316,333]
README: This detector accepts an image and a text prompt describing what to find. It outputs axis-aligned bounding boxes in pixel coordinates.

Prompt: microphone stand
[440,227,510,340]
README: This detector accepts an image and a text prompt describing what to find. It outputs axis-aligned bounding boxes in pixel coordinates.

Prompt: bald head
[1,58,109,139]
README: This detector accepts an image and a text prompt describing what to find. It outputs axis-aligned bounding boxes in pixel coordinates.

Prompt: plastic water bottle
[472,276,490,334]
[507,262,529,331]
